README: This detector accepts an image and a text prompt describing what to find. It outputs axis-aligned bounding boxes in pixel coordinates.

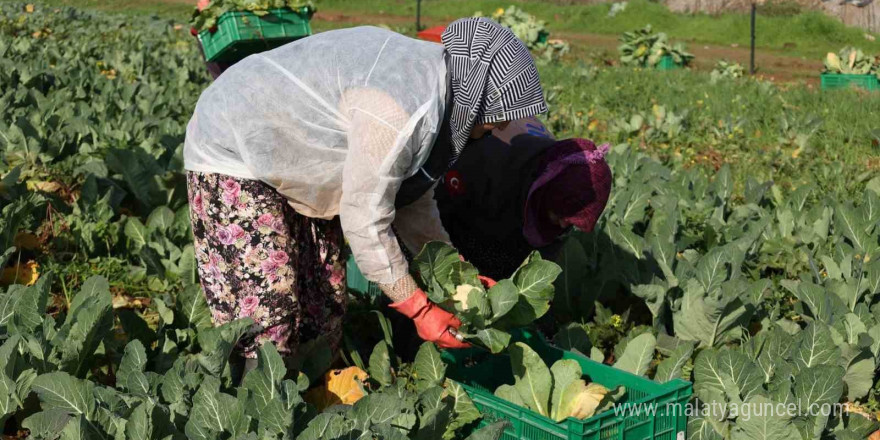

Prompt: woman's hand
[389,289,471,349]
[492,116,554,145]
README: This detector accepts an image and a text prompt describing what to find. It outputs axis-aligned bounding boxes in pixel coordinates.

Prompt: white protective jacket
[184,26,451,286]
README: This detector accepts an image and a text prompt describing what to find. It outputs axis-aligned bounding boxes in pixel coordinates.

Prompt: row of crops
[2,2,880,440]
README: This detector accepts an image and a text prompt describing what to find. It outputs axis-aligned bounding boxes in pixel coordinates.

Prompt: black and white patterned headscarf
[441,17,548,162]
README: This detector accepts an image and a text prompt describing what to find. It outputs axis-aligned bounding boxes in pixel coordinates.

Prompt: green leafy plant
[123,204,196,289]
[0,268,277,438]
[0,256,510,440]
[297,340,510,440]
[711,60,746,82]
[415,242,561,354]
[476,6,547,50]
[618,25,694,68]
[607,2,627,18]
[190,0,316,32]
[0,168,44,253]
[823,47,879,77]
[474,5,570,62]
[8,3,880,440]
[610,105,687,144]
[547,143,880,439]
[494,343,624,422]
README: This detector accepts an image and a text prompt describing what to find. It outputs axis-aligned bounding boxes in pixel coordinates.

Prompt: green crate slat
[820,73,880,91]
[443,330,692,440]
[656,55,680,71]
[199,8,312,63]
[346,254,382,298]
[537,31,549,44]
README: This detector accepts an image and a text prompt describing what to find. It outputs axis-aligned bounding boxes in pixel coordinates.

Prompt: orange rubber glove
[460,255,496,290]
[389,289,471,349]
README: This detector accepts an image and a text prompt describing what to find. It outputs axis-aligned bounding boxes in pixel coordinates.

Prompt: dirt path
[314,9,822,84]
[556,31,822,84]
[313,9,432,27]
[145,1,824,84]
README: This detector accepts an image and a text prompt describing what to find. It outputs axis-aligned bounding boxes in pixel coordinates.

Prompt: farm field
[2,1,880,440]
[9,0,880,78]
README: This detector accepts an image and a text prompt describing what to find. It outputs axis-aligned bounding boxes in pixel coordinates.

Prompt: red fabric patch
[444,170,465,197]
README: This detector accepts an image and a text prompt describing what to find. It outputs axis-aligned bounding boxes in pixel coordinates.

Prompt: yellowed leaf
[303,386,337,411]
[112,295,151,309]
[0,261,39,286]
[25,4,34,12]
[13,232,40,250]
[25,180,61,193]
[304,367,369,411]
[565,382,610,420]
[326,366,368,405]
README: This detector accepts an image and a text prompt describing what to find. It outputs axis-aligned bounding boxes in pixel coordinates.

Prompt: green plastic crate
[346,254,382,298]
[198,7,312,63]
[537,31,549,44]
[443,330,692,440]
[656,55,680,71]
[820,74,880,91]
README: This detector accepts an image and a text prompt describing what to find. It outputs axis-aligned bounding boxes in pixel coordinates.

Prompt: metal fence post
[750,2,757,75]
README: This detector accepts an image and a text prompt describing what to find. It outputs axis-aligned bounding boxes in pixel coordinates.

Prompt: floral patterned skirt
[186,171,347,359]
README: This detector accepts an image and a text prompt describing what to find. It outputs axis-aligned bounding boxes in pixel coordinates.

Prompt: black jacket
[434,133,559,280]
